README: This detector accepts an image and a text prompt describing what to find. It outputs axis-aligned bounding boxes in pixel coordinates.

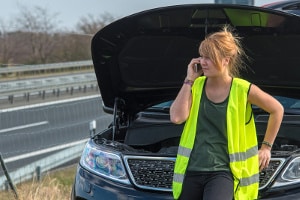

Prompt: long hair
[199,25,248,77]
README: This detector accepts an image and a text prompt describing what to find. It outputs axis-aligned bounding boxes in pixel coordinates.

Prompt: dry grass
[0,165,77,200]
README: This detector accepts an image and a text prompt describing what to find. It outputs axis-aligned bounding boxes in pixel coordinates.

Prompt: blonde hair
[199,25,247,77]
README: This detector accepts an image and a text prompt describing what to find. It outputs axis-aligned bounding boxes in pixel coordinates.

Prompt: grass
[0,165,77,200]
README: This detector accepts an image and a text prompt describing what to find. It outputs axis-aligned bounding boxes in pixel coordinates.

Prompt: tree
[15,5,60,64]
[0,20,21,67]
[0,6,116,65]
[76,12,115,34]
[53,32,92,62]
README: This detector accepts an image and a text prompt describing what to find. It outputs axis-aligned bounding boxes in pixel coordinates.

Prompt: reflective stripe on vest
[177,146,192,157]
[229,146,258,162]
[239,173,260,187]
[172,77,259,200]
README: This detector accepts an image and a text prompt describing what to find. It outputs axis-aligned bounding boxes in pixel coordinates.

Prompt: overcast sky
[1,0,276,30]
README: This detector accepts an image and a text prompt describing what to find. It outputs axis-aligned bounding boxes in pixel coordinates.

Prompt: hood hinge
[112,97,126,141]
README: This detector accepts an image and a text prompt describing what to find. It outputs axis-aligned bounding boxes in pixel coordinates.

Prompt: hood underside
[91,4,300,114]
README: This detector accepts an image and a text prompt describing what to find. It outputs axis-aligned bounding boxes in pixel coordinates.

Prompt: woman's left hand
[258,146,271,171]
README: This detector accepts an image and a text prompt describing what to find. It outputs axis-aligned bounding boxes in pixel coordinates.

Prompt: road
[0,95,112,175]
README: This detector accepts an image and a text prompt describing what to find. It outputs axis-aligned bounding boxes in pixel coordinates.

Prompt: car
[71,3,300,200]
[262,0,300,16]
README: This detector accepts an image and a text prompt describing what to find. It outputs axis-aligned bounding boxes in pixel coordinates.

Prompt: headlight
[272,157,300,188]
[80,141,130,184]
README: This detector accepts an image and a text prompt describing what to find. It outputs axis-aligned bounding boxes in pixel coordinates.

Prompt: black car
[262,0,300,16]
[72,4,300,200]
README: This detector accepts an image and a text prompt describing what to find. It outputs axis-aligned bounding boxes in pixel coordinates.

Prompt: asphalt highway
[0,95,113,176]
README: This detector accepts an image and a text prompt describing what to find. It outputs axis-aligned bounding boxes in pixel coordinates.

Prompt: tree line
[0,6,115,67]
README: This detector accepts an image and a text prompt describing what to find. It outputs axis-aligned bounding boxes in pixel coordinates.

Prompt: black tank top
[187,88,230,172]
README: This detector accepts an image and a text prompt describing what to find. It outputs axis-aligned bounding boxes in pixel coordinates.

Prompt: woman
[170,26,284,200]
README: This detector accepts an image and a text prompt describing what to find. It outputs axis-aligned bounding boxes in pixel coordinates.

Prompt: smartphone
[194,63,201,72]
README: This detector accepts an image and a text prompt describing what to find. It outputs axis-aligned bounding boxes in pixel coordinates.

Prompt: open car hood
[91,4,300,115]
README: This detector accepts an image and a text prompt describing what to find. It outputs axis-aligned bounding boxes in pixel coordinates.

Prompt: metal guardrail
[0,73,98,106]
[0,120,98,190]
[0,60,98,105]
[0,140,88,190]
[0,60,93,73]
[0,73,97,96]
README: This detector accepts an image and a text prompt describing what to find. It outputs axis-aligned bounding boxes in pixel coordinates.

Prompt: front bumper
[72,164,300,200]
[259,188,300,200]
[260,193,300,200]
[72,164,173,200]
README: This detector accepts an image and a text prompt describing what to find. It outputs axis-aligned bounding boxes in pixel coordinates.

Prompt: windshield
[275,96,300,109]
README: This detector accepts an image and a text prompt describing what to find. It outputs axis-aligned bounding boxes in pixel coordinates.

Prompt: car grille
[124,156,175,192]
[124,156,285,192]
[259,158,285,190]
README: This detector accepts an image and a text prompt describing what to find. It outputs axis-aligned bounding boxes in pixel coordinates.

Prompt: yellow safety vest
[173,76,259,200]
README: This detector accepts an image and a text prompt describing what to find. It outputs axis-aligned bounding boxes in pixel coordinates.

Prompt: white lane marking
[0,121,49,134]
[0,94,100,113]
[4,139,88,163]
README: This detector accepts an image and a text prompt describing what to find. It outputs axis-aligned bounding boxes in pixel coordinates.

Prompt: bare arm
[170,82,193,124]
[170,58,202,124]
[248,84,284,171]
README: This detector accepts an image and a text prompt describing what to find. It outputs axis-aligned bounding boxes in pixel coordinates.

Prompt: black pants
[179,171,234,200]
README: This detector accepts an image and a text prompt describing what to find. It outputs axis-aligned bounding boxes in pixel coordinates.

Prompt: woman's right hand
[186,57,203,81]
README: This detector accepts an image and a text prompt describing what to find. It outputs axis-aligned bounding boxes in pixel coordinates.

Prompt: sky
[1,0,276,30]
